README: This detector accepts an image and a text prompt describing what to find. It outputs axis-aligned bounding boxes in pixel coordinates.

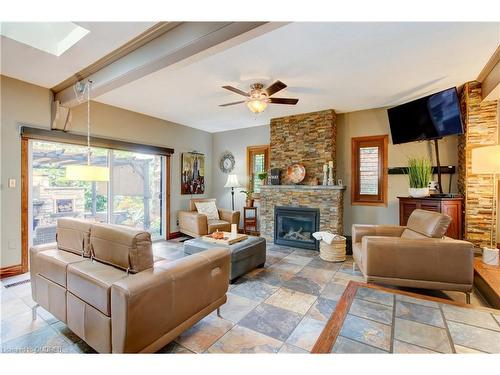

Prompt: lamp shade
[246,99,268,114]
[471,145,500,174]
[65,165,110,182]
[224,174,240,188]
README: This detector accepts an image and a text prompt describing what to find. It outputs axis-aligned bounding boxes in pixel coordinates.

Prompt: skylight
[0,22,90,56]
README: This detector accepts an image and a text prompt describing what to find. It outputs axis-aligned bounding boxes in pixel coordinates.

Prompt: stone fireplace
[259,109,345,247]
[260,185,345,243]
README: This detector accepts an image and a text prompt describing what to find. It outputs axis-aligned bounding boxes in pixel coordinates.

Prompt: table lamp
[471,144,500,253]
[224,174,240,210]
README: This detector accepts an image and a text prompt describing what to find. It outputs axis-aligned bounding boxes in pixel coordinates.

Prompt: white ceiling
[96,22,500,133]
[0,22,155,88]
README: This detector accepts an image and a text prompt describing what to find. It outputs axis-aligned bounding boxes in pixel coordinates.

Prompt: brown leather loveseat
[352,209,474,302]
[30,218,230,353]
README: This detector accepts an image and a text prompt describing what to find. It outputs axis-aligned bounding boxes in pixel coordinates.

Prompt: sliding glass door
[29,140,165,246]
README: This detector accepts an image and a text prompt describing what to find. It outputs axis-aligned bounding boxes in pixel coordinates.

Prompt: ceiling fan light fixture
[246,99,268,114]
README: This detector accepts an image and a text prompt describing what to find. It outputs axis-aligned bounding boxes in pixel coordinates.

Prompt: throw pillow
[195,201,220,220]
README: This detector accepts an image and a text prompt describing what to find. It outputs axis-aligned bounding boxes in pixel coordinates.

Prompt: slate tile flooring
[1,240,498,354]
[331,285,500,354]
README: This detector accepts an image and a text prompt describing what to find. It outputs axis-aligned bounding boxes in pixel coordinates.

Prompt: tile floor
[331,287,500,353]
[0,240,494,354]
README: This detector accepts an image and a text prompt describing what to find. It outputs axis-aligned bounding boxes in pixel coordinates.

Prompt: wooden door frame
[21,137,29,274]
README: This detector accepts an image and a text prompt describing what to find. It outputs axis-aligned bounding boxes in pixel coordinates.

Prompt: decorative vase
[327,161,334,186]
[408,187,430,198]
[246,199,254,207]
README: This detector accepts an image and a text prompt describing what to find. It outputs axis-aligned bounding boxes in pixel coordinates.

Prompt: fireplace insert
[274,206,320,250]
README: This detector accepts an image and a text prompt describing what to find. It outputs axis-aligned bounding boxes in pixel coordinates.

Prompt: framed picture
[181,152,205,195]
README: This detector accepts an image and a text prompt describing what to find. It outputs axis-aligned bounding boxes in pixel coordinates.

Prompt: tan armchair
[352,209,474,302]
[178,198,240,237]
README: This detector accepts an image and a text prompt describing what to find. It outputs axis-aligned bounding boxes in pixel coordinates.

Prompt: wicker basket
[319,236,346,262]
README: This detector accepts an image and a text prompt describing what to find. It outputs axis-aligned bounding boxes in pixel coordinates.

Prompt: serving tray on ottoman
[184,235,266,282]
[201,232,248,245]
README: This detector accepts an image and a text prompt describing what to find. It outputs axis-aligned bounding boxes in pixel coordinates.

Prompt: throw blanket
[312,231,344,245]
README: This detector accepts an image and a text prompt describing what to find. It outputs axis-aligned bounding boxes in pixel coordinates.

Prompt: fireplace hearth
[274,206,320,250]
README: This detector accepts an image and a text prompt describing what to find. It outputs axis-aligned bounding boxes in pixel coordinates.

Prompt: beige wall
[212,125,270,225]
[0,75,212,268]
[1,76,53,268]
[336,108,459,235]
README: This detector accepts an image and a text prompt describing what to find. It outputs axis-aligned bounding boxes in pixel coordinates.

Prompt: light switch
[8,179,16,188]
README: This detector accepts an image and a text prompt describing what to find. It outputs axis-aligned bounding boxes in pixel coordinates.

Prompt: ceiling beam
[51,22,180,94]
[53,22,286,108]
[476,45,500,101]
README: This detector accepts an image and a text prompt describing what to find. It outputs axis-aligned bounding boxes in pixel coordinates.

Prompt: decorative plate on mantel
[287,164,306,184]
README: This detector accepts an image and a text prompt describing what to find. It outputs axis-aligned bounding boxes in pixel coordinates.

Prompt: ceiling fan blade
[269,97,299,105]
[219,100,246,107]
[266,80,287,96]
[222,85,249,97]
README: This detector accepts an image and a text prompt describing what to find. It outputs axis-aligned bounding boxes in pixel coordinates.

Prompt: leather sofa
[30,218,230,353]
[178,198,240,237]
[352,209,474,300]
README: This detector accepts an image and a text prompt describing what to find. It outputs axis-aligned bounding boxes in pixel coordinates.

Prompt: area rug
[312,281,500,354]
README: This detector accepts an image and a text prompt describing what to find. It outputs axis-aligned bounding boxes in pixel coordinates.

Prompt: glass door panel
[30,140,108,246]
[29,140,165,246]
[110,150,164,239]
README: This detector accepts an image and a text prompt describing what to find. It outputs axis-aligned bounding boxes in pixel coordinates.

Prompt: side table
[243,206,258,235]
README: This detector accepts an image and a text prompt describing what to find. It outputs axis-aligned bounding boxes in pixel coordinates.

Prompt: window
[247,145,270,192]
[351,135,388,206]
[29,140,166,246]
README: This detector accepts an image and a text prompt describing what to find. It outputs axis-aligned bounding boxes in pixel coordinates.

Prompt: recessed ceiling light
[0,22,90,57]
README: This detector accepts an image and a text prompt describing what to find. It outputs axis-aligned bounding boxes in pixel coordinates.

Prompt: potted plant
[258,172,268,185]
[406,156,432,198]
[240,189,254,207]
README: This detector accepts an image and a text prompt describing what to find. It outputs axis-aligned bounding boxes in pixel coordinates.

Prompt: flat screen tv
[387,87,464,145]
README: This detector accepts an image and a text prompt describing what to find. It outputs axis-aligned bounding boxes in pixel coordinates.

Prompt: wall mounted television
[387,87,464,145]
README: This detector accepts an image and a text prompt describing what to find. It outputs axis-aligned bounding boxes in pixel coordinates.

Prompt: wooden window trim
[351,135,388,207]
[246,145,270,191]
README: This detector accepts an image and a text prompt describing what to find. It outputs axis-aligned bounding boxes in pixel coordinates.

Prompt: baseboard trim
[0,264,24,279]
[168,231,183,239]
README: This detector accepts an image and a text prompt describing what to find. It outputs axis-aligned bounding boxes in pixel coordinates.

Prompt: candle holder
[328,164,334,186]
[322,164,328,185]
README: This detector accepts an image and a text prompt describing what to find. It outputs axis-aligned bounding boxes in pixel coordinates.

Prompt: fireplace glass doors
[274,206,320,250]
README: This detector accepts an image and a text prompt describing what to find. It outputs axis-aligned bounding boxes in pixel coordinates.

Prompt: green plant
[257,172,268,181]
[240,190,253,200]
[406,156,432,188]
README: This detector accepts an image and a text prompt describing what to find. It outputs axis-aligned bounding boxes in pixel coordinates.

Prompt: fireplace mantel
[260,185,346,191]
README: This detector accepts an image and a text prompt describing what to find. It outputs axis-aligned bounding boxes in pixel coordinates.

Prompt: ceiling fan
[219,80,299,113]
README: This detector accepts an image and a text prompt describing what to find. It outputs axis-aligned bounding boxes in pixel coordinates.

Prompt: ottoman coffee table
[183,235,266,282]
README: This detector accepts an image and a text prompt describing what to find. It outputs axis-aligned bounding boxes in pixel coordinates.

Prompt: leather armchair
[178,198,240,237]
[352,209,474,299]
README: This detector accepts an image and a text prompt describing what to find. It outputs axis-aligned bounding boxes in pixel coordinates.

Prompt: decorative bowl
[287,164,306,184]
[211,231,224,239]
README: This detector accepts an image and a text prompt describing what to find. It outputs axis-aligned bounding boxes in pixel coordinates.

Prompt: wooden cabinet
[398,196,463,239]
